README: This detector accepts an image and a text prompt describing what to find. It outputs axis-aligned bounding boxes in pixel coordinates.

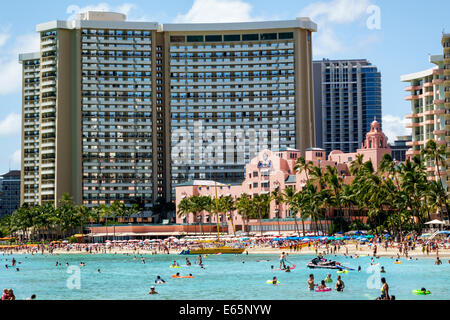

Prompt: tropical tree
[270,189,283,236]
[236,194,252,234]
[294,156,313,181]
[422,140,449,222]
[251,194,270,236]
[281,187,301,236]
[220,196,237,237]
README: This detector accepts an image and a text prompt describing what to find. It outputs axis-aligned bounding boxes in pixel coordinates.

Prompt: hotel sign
[258,161,272,169]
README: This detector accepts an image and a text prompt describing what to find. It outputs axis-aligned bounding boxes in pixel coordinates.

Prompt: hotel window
[224,34,241,41]
[205,35,222,42]
[261,33,277,40]
[187,35,204,42]
[242,34,259,41]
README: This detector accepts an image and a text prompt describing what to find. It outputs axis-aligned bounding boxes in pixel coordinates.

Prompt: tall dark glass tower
[314,59,382,155]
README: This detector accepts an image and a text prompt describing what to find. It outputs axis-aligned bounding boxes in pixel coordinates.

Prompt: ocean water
[0,253,448,300]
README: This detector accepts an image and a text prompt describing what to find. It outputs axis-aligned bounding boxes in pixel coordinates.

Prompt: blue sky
[0,0,449,174]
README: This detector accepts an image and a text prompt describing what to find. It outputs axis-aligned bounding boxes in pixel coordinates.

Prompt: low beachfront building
[175,118,391,234]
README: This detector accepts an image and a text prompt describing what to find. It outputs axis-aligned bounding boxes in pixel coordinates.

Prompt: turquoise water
[0,253,448,300]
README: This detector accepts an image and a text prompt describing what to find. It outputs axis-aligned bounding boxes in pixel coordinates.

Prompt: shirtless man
[308,274,315,291]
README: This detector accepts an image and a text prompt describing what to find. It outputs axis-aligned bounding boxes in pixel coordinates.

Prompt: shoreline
[2,247,450,259]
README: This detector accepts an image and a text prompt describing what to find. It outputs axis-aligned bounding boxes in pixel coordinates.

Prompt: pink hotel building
[175,118,391,233]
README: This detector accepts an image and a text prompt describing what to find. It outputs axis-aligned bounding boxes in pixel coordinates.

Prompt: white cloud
[299,0,376,58]
[66,2,137,20]
[0,33,10,48]
[9,149,21,169]
[300,0,372,24]
[382,114,411,144]
[175,0,257,23]
[0,113,21,137]
[0,32,39,95]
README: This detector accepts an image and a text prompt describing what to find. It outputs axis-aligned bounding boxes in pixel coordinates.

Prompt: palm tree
[270,189,283,236]
[324,165,344,232]
[177,197,195,234]
[294,156,313,181]
[422,140,449,222]
[251,194,270,236]
[302,183,323,236]
[349,153,364,176]
[236,194,252,234]
[281,187,301,236]
[220,196,237,237]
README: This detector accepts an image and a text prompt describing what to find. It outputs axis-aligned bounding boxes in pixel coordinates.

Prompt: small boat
[307,257,354,270]
[180,246,245,255]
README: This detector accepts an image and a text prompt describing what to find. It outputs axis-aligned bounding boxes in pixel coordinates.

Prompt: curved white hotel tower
[401,34,450,189]
[19,12,317,211]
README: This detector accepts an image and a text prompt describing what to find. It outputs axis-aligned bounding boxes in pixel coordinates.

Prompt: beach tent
[425,219,445,225]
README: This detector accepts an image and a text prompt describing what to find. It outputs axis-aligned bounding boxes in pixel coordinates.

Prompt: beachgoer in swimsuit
[148,286,158,295]
[380,278,389,300]
[308,274,315,290]
[335,276,345,292]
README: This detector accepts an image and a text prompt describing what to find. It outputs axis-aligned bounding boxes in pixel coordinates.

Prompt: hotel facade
[19,12,317,210]
[401,34,450,189]
[175,118,390,233]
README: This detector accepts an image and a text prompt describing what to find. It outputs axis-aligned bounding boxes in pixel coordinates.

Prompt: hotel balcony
[404,85,421,91]
[434,99,445,105]
[423,82,434,88]
[433,109,446,115]
[405,95,419,101]
[405,113,419,119]
[405,122,421,128]
[434,69,444,75]
[406,149,421,156]
[406,141,420,147]
[433,129,446,135]
[433,78,444,85]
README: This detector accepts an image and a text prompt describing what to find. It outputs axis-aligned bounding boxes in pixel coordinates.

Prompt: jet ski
[307,257,354,270]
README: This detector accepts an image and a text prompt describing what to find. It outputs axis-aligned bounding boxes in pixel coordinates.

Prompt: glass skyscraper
[314,59,382,155]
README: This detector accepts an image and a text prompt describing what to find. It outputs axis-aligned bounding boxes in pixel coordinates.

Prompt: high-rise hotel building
[19,12,317,209]
[313,59,382,154]
[401,34,450,188]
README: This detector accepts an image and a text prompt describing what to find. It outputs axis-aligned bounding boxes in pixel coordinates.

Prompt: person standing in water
[380,278,390,300]
[335,276,345,292]
[279,252,286,270]
[308,274,315,291]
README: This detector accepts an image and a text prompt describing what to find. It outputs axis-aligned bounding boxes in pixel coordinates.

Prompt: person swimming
[285,266,291,272]
[318,280,327,290]
[185,258,191,266]
[324,274,332,283]
[420,287,430,294]
[155,276,166,284]
[272,277,278,285]
[148,286,158,295]
[380,266,386,273]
